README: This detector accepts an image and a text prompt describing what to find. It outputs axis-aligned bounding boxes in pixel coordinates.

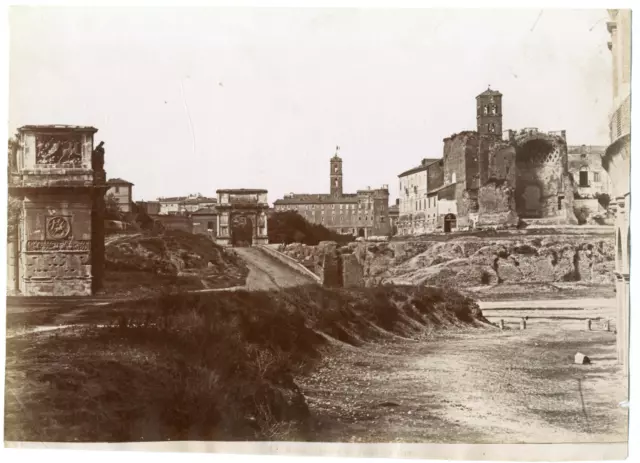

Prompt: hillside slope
[102,230,248,296]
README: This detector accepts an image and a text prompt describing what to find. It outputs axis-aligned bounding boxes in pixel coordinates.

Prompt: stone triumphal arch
[7,125,108,296]
[215,189,269,247]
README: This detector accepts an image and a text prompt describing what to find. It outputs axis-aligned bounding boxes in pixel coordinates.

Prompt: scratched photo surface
[4,6,630,455]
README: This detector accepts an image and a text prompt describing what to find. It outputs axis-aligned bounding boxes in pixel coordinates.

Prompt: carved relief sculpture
[26,240,90,252]
[46,216,72,240]
[35,134,83,166]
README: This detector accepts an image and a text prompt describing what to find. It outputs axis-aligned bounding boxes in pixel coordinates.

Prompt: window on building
[579,170,589,187]
[594,172,601,183]
[483,105,488,115]
[115,186,120,193]
[207,221,214,230]
[558,198,563,210]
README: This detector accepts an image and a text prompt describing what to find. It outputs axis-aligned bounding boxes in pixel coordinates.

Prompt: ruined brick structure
[274,149,391,238]
[438,88,577,230]
[215,189,269,247]
[396,87,581,235]
[7,125,107,296]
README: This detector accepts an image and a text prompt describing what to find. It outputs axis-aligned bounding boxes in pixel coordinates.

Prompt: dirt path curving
[233,247,318,290]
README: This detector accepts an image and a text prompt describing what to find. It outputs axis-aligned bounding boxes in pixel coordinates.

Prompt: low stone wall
[341,253,365,288]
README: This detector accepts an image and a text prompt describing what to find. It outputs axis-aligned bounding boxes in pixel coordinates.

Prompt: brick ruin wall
[442,131,580,229]
[514,134,576,222]
[443,132,519,229]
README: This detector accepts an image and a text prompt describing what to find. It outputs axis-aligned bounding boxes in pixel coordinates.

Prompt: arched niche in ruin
[513,133,568,219]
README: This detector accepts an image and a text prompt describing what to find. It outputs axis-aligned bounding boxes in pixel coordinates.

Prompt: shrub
[574,206,592,225]
[268,211,354,245]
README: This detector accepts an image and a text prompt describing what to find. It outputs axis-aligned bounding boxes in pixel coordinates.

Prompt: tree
[267,210,354,245]
[596,193,611,209]
[105,192,122,220]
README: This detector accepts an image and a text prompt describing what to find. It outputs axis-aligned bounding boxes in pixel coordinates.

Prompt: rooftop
[274,193,359,205]
[567,145,607,155]
[477,87,502,97]
[191,206,218,215]
[216,188,268,194]
[107,178,134,186]
[158,195,217,202]
[18,125,98,133]
[398,158,442,178]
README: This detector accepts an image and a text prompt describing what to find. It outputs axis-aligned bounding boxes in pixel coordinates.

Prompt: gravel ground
[298,320,628,444]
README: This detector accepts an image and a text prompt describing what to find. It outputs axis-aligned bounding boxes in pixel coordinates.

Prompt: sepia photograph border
[1,0,636,462]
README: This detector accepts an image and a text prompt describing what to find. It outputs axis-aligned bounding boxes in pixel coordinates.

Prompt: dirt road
[299,319,628,443]
[233,247,318,290]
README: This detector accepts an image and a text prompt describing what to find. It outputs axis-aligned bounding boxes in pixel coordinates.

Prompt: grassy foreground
[4,285,484,442]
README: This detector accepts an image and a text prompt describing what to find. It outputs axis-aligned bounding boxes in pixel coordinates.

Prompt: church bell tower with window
[476,87,503,135]
[330,146,343,197]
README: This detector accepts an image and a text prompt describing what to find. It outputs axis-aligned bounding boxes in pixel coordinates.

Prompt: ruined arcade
[7,125,107,296]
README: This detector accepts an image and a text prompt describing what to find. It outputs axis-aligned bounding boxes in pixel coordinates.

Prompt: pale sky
[9,7,612,204]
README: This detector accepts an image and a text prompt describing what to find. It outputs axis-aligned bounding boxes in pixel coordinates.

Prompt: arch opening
[444,213,457,233]
[231,214,254,247]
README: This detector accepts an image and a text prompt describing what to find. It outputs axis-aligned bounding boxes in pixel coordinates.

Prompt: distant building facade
[191,207,218,240]
[388,199,399,235]
[106,178,134,212]
[273,151,391,238]
[567,145,611,198]
[397,158,442,235]
[136,200,161,216]
[604,9,631,372]
[157,194,217,215]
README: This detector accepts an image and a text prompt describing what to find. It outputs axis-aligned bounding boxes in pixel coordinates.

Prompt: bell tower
[476,86,503,135]
[330,146,343,196]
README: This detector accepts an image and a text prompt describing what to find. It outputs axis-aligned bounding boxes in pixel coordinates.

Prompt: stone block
[340,253,364,288]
